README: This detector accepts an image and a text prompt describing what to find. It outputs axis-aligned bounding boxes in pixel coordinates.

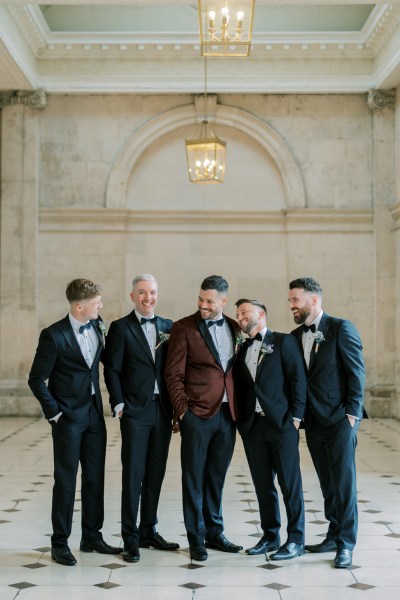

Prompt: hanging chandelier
[185,60,227,184]
[198,0,255,57]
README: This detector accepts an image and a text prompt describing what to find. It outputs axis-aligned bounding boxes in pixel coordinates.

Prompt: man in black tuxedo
[234,299,307,561]
[28,278,121,566]
[103,274,178,563]
[288,277,366,569]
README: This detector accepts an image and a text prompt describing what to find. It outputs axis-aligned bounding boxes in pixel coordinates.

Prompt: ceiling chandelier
[198,1,255,57]
[185,60,226,184]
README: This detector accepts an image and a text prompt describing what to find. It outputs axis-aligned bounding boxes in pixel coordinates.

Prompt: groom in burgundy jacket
[165,275,243,561]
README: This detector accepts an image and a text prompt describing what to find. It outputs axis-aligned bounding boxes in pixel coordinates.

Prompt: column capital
[367,89,395,111]
[0,89,47,110]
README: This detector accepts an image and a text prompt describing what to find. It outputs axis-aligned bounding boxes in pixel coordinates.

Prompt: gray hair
[132,274,157,289]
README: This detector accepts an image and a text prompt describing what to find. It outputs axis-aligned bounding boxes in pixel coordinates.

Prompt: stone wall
[0,92,397,417]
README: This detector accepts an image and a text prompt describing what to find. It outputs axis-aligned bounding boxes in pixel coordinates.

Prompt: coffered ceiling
[1,1,400,94]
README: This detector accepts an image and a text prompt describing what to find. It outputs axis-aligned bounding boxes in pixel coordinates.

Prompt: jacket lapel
[308,313,330,372]
[255,329,274,379]
[61,316,88,365]
[195,313,223,368]
[127,311,154,363]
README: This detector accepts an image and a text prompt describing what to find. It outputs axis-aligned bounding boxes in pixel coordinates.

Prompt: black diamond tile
[258,564,281,570]
[309,520,327,525]
[94,582,121,589]
[23,563,47,569]
[246,520,261,525]
[249,533,262,538]
[264,583,290,590]
[349,565,361,570]
[32,482,45,485]
[180,563,205,570]
[385,533,400,538]
[34,547,51,553]
[39,474,51,477]
[240,499,256,503]
[390,482,400,486]
[180,582,206,590]
[374,521,392,525]
[381,475,393,478]
[239,490,254,494]
[13,498,29,502]
[237,482,251,486]
[305,509,321,513]
[3,509,20,513]
[348,584,375,590]
[0,520,10,524]
[358,500,370,503]
[304,499,313,503]
[234,474,246,477]
[101,563,126,569]
[363,510,381,514]
[243,509,258,513]
[9,582,37,589]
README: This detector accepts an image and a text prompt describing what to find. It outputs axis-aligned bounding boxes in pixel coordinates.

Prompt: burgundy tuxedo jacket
[164,311,241,420]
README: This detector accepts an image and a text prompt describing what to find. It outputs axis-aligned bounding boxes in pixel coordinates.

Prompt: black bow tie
[303,323,316,333]
[207,318,224,328]
[79,321,93,334]
[245,332,263,346]
[140,317,157,325]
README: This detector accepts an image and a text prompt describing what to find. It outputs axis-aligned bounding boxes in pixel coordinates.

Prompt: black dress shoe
[245,536,281,555]
[139,532,180,551]
[270,542,305,561]
[205,534,243,553]
[122,546,140,563]
[80,539,122,554]
[51,546,77,566]
[190,544,208,561]
[334,547,352,568]
[305,538,337,553]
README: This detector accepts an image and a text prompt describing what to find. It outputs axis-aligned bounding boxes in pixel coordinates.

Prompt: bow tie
[79,321,93,334]
[207,318,224,328]
[245,332,263,346]
[140,317,157,325]
[303,323,316,333]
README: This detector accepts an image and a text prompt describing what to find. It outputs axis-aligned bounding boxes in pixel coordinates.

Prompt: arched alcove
[105,103,305,209]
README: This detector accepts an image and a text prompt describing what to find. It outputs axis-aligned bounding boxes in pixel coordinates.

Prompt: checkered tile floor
[1,416,399,600]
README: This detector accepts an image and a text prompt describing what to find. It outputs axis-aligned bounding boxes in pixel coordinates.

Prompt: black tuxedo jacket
[234,330,307,438]
[28,315,104,421]
[291,313,366,427]
[103,310,173,421]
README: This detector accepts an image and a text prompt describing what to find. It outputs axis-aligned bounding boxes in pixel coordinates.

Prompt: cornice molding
[39,208,373,234]
[390,203,400,230]
[0,89,47,110]
[367,89,396,110]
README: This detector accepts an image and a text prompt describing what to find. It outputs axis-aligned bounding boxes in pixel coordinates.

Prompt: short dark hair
[66,279,102,303]
[201,275,229,294]
[289,277,322,295]
[235,298,267,317]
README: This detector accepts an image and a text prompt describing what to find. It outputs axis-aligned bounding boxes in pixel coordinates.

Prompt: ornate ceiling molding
[0,89,47,110]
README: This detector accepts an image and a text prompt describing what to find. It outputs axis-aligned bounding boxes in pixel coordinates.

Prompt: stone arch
[105,103,305,209]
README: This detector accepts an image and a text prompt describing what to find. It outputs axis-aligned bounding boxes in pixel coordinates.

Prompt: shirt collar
[69,312,91,333]
[135,308,155,322]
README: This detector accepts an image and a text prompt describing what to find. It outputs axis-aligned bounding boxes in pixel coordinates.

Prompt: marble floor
[0,416,399,600]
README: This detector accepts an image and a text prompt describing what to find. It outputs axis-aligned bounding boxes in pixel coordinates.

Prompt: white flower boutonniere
[98,321,107,347]
[235,332,245,354]
[312,330,325,353]
[258,343,274,365]
[155,331,170,350]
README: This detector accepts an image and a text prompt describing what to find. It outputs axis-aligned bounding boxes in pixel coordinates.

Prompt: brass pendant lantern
[198,0,256,57]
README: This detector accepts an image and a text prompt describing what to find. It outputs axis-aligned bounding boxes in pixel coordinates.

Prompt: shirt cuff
[114,402,124,417]
[49,412,62,423]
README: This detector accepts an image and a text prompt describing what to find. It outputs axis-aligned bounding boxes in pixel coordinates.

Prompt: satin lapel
[61,317,87,365]
[196,314,222,368]
[238,345,254,385]
[127,312,154,363]
[255,330,275,379]
[225,318,238,371]
[308,313,330,372]
[154,317,167,368]
[92,319,104,361]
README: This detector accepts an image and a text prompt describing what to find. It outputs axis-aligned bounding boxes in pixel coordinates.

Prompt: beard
[242,317,259,335]
[292,305,311,325]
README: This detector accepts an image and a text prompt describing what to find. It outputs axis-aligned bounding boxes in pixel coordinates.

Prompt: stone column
[367,90,396,416]
[0,90,46,414]
[391,86,400,419]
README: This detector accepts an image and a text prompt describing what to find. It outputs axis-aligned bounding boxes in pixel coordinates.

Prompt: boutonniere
[155,331,170,350]
[258,343,274,365]
[235,332,245,354]
[98,321,107,347]
[312,330,325,353]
